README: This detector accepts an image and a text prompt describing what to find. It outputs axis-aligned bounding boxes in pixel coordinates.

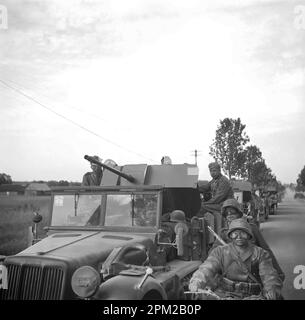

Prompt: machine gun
[84,155,136,183]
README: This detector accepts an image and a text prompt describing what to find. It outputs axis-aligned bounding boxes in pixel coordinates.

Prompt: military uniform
[215,199,285,281]
[205,174,234,205]
[190,242,282,299]
[82,172,102,186]
[199,174,234,234]
[211,222,285,282]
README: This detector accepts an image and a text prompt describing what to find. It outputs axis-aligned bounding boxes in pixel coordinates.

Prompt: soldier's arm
[251,224,285,281]
[81,173,90,186]
[190,247,223,287]
[205,177,232,204]
[258,249,283,296]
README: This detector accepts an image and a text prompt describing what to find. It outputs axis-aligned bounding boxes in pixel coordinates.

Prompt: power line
[1,77,134,132]
[0,79,157,163]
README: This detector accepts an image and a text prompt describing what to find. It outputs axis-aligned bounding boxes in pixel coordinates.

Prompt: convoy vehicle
[0,156,210,300]
[231,180,262,227]
[266,186,278,215]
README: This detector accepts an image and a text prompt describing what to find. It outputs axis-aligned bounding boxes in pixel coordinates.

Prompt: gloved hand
[189,279,205,292]
[264,290,277,300]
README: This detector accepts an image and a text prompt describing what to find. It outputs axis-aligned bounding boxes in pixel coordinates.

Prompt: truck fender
[93,274,167,300]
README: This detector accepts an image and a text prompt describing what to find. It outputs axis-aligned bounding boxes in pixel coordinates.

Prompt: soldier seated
[197,162,234,235]
[211,198,285,281]
[189,219,283,300]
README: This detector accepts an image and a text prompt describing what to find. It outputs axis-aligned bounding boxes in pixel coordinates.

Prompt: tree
[296,166,305,191]
[209,118,249,179]
[250,161,266,186]
[0,173,12,185]
[244,145,264,182]
[298,166,305,186]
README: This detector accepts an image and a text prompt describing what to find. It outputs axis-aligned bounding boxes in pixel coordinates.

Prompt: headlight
[71,266,101,298]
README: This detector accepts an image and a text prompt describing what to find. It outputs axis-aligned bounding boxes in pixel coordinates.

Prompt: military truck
[231,180,262,227]
[0,156,210,300]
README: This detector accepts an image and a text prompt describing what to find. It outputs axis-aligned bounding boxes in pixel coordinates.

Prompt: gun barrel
[84,155,136,183]
[207,226,226,245]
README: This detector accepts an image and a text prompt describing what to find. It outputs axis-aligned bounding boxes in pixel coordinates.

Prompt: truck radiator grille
[0,263,64,300]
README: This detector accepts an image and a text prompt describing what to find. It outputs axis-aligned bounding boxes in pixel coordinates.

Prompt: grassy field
[0,195,51,255]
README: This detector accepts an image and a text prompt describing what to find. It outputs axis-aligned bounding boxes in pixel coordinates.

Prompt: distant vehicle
[1,156,212,300]
[294,192,305,199]
[265,186,279,215]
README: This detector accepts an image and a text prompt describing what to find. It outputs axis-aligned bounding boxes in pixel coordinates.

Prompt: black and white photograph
[1,0,305,307]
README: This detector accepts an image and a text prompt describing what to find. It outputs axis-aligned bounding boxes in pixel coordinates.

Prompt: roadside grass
[0,195,51,255]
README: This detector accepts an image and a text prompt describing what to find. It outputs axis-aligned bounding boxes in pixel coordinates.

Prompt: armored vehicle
[0,156,209,300]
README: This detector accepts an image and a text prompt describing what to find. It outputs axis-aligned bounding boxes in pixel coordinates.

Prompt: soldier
[198,162,234,234]
[211,198,285,281]
[189,219,283,299]
[161,156,172,165]
[82,155,103,186]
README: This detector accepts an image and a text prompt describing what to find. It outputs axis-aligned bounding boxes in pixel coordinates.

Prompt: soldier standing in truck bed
[82,155,103,186]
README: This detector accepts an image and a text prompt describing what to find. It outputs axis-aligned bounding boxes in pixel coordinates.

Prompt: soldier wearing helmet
[210,198,285,281]
[82,155,103,186]
[221,198,243,224]
[189,219,283,299]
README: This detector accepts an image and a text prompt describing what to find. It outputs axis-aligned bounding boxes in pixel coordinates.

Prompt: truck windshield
[105,193,158,227]
[51,194,102,226]
[51,192,158,228]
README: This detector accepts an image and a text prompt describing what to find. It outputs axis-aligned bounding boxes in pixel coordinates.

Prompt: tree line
[0,173,12,185]
[296,166,305,192]
[209,117,281,189]
[0,176,80,187]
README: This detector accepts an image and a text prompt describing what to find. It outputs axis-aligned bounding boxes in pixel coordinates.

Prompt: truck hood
[16,231,155,268]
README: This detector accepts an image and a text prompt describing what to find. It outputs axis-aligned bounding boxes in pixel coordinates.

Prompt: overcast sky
[0,0,304,183]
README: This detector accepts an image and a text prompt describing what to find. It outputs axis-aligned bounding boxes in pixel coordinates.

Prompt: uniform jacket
[210,222,285,281]
[82,171,102,186]
[191,242,282,293]
[204,174,234,205]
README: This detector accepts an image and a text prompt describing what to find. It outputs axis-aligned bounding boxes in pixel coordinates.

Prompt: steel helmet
[221,198,243,216]
[91,155,103,163]
[170,210,186,222]
[227,218,253,239]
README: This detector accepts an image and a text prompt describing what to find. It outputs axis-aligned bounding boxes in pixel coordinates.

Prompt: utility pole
[191,149,201,166]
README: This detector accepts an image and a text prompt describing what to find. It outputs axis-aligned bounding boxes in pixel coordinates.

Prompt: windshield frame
[49,186,163,233]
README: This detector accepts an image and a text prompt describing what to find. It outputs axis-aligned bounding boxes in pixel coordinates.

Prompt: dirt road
[260,189,305,300]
